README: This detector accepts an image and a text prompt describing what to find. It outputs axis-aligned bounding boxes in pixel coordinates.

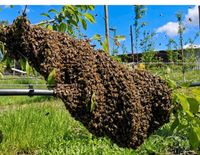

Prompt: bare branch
[22,5,28,17]
[32,19,55,26]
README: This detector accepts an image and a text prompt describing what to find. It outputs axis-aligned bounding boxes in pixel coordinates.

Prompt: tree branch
[22,5,28,17]
[33,19,55,26]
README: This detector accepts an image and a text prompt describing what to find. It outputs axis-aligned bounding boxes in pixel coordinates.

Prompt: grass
[0,98,196,155]
[148,66,200,82]
[0,75,46,89]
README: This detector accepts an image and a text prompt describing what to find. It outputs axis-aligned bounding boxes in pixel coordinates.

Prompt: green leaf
[0,43,5,54]
[52,24,58,31]
[80,19,87,30]
[26,60,32,76]
[20,58,26,71]
[68,18,78,27]
[1,53,8,63]
[187,98,199,114]
[84,13,95,23]
[41,13,51,19]
[46,24,53,30]
[192,89,200,97]
[114,35,126,41]
[92,34,101,41]
[59,23,67,33]
[88,5,95,10]
[177,94,193,117]
[48,9,58,14]
[47,68,56,85]
[0,72,3,78]
[102,38,109,54]
[193,126,200,141]
[167,78,177,89]
[170,117,179,132]
[189,127,199,150]
[90,92,96,112]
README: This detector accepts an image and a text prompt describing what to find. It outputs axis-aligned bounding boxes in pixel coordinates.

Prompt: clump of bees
[0,16,172,148]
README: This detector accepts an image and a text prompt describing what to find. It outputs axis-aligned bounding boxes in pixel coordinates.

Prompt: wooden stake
[104,5,110,55]
[198,6,200,30]
[130,25,134,63]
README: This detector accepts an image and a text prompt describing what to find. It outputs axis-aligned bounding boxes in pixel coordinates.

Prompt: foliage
[140,31,155,52]
[162,71,200,152]
[47,68,56,85]
[39,5,96,37]
[141,51,156,63]
[166,38,179,63]
[171,89,200,151]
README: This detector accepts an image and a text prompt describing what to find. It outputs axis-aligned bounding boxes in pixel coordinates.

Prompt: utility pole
[198,5,200,30]
[104,5,110,55]
[130,25,134,64]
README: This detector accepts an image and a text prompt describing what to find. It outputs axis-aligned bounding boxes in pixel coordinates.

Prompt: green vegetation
[148,66,200,82]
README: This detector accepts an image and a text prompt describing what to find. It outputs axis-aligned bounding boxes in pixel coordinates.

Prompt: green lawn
[148,66,200,82]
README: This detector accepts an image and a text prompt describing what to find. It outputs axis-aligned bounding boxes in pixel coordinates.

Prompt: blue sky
[0,5,199,54]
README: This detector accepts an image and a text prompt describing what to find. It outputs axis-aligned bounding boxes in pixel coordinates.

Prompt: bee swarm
[1,16,172,148]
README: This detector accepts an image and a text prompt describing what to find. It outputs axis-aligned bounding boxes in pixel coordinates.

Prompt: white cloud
[185,5,199,26]
[156,5,199,38]
[183,44,200,49]
[156,22,179,37]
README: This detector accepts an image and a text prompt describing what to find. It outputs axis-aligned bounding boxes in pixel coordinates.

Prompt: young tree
[140,31,159,67]
[176,13,186,81]
[133,5,146,63]
[166,38,179,63]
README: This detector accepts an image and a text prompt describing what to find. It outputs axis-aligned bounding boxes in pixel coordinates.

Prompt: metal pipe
[0,89,55,96]
[189,82,200,87]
